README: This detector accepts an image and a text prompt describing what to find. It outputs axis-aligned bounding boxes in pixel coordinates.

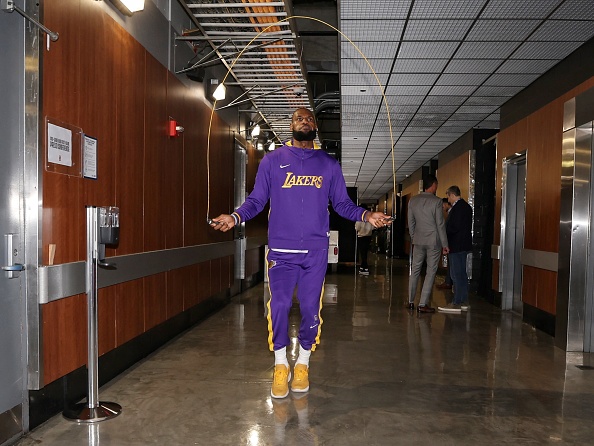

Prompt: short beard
[292,129,317,142]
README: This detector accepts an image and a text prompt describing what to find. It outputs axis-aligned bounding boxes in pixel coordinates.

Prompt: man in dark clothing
[438,186,472,313]
[436,197,453,289]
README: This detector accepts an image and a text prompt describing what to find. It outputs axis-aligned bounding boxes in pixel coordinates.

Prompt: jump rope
[205,16,397,225]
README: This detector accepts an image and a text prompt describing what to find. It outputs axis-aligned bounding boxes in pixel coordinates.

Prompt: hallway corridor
[17,254,594,445]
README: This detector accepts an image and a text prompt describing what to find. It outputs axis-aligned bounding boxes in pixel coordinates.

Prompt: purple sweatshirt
[234,142,368,250]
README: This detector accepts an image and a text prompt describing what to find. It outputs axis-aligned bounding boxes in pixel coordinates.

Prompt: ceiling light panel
[340,20,406,41]
[404,19,473,40]
[551,0,594,20]
[480,0,563,19]
[530,20,594,41]
[467,20,541,41]
[398,41,460,59]
[340,0,413,20]
[410,0,487,19]
[455,41,521,59]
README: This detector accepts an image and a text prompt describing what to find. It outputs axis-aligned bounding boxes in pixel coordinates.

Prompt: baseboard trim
[523,303,556,337]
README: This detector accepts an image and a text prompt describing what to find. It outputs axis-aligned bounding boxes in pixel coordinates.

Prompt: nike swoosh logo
[310,324,318,329]
[280,164,290,168]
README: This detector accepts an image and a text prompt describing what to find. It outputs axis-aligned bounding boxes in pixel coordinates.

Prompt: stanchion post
[63,206,121,423]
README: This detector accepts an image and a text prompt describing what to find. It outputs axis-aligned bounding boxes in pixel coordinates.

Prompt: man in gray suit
[406,174,449,313]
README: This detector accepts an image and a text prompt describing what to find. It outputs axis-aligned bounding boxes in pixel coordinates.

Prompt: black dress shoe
[405,302,414,310]
[417,305,436,313]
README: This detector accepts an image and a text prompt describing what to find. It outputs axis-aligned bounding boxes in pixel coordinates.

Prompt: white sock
[296,345,311,367]
[274,347,289,367]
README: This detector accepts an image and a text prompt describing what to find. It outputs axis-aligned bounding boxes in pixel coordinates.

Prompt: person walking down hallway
[406,174,449,313]
[438,186,473,313]
[355,217,374,275]
[210,108,391,399]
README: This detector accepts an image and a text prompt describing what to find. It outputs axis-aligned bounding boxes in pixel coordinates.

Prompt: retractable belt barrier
[63,206,122,423]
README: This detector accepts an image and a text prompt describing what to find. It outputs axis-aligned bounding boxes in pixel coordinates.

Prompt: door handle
[4,234,23,278]
[97,260,116,269]
[2,263,25,271]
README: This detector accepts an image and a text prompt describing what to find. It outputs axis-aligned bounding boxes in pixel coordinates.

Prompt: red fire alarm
[168,119,184,137]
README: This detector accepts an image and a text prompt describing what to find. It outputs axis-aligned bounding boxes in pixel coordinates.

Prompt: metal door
[0,5,26,444]
[500,153,527,312]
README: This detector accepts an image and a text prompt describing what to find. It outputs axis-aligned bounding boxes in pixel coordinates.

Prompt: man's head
[423,174,438,194]
[446,185,461,204]
[442,197,451,212]
[290,108,317,142]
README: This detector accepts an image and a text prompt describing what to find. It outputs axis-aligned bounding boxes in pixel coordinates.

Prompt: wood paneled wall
[494,76,594,315]
[41,1,234,384]
[436,152,470,200]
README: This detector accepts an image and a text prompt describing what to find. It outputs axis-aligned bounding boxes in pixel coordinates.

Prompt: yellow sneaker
[291,364,310,393]
[271,364,291,398]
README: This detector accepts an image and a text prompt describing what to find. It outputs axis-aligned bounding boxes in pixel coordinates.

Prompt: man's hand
[209,214,236,232]
[367,212,393,228]
[442,247,450,255]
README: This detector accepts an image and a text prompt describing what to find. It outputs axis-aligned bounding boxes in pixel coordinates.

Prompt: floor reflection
[16,253,594,445]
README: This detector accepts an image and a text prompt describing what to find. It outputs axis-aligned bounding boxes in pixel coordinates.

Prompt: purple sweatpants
[266,249,328,352]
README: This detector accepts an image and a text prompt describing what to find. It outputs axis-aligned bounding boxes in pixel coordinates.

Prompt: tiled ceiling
[183,0,594,201]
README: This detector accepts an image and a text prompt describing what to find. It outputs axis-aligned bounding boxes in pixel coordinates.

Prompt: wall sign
[45,117,83,177]
[83,135,98,180]
[47,123,72,167]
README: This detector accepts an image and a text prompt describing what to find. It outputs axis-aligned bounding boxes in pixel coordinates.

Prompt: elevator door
[586,125,594,352]
[501,155,526,313]
[0,8,26,444]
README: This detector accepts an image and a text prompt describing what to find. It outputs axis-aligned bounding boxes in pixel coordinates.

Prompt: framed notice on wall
[48,123,72,166]
[83,135,98,180]
[45,117,82,177]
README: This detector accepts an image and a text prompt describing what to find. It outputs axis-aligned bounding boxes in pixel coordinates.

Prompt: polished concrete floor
[17,254,594,445]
